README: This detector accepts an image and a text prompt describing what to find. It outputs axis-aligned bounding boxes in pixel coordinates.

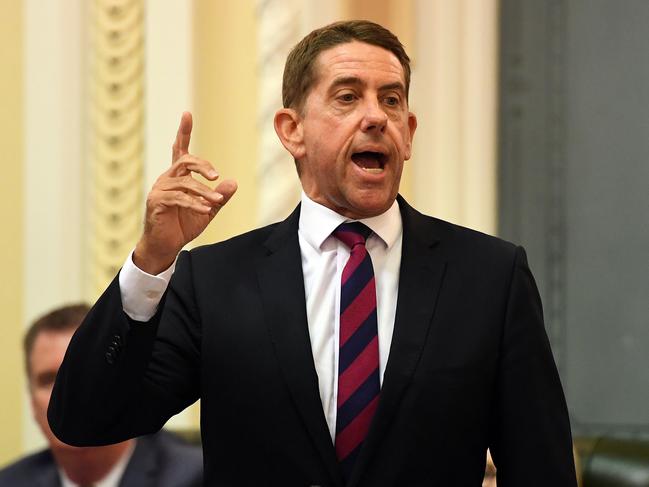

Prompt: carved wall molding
[255,0,303,225]
[86,0,145,299]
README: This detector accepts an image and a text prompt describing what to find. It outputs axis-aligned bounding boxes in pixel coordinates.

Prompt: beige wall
[192,0,259,246]
[0,0,25,467]
[411,0,498,234]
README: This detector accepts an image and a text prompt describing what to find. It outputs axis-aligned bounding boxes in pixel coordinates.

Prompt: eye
[337,92,357,103]
[384,95,400,107]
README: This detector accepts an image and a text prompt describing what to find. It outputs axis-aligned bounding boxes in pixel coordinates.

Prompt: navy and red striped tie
[333,222,380,480]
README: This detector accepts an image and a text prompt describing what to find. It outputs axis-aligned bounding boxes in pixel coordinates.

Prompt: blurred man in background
[0,304,203,487]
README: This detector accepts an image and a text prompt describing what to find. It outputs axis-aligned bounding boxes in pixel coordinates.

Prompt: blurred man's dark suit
[48,197,577,486]
[0,431,202,487]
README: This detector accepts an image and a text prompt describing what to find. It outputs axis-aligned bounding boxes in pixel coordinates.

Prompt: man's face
[29,329,77,452]
[295,41,417,219]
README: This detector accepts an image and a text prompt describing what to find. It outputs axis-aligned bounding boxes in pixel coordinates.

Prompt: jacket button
[112,334,122,345]
[105,352,115,364]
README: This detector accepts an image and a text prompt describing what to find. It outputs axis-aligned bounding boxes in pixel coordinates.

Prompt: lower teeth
[362,167,383,174]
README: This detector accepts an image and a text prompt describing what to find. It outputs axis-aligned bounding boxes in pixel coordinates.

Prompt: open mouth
[351,151,387,174]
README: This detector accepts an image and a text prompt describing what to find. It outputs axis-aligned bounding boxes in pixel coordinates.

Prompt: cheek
[307,116,350,155]
[32,389,51,419]
[395,127,413,159]
[31,388,61,443]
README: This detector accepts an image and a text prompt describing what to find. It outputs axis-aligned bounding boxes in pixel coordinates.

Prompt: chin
[352,193,396,217]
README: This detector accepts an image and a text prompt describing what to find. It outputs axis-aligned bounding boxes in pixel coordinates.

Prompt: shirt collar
[298,191,402,250]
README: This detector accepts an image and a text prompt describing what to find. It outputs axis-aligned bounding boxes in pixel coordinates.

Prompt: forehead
[29,329,74,373]
[313,41,405,87]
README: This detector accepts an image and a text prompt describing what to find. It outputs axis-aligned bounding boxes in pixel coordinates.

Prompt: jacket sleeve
[490,246,578,486]
[48,250,201,446]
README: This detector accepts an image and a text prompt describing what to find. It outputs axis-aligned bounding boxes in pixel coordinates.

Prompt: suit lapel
[349,197,447,487]
[257,205,344,487]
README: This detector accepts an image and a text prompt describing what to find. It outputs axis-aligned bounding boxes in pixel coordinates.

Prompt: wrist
[133,239,177,275]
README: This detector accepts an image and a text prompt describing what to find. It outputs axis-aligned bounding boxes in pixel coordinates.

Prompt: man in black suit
[0,304,202,487]
[49,20,577,486]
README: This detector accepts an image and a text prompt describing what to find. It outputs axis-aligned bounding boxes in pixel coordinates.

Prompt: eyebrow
[379,81,406,93]
[328,76,406,94]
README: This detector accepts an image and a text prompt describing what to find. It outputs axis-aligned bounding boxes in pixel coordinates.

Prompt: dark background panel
[499,0,649,437]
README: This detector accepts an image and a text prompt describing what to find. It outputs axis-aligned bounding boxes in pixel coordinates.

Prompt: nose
[360,99,388,133]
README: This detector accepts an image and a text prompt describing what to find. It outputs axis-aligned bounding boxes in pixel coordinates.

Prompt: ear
[404,112,418,161]
[274,108,306,160]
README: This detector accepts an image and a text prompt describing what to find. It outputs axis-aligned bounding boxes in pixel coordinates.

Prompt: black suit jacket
[49,197,577,486]
[0,431,202,487]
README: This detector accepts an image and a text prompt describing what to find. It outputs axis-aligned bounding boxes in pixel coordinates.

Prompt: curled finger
[169,154,219,180]
[158,190,213,214]
[158,176,225,205]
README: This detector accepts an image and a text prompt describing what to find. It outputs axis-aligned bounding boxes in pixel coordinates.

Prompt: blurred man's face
[28,329,77,452]
[294,41,417,219]
[28,326,133,485]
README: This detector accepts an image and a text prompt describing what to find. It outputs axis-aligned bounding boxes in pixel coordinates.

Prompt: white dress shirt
[120,192,403,440]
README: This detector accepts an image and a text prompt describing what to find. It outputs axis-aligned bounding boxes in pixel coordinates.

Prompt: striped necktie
[333,222,380,480]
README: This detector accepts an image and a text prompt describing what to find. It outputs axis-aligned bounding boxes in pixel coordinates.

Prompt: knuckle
[146,192,157,208]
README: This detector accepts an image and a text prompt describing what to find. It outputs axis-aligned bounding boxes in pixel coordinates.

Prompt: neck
[52,440,134,485]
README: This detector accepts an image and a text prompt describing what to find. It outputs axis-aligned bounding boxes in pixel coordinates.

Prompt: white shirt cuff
[119,250,177,322]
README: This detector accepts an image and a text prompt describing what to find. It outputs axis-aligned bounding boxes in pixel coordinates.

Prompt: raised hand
[133,112,237,274]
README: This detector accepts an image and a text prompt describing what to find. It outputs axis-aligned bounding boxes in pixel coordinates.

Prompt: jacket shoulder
[0,449,57,485]
[403,200,519,261]
[190,220,282,260]
[438,218,516,255]
[129,431,203,487]
[143,429,202,461]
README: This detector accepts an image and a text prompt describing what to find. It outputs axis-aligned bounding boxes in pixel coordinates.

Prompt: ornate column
[86,0,145,300]
[255,0,304,225]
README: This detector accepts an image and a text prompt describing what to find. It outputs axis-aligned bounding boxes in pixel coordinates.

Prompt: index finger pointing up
[172,111,193,163]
